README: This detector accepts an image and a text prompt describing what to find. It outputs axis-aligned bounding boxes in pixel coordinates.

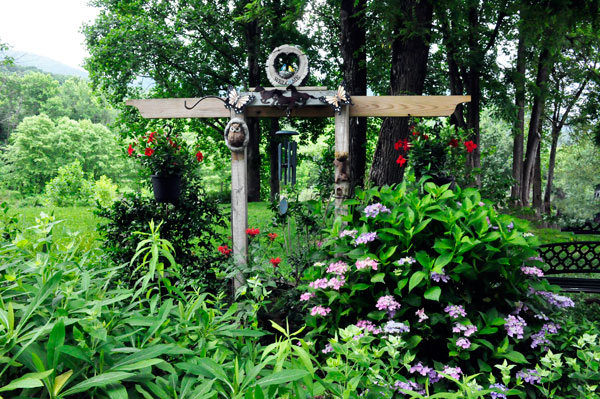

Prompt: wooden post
[230,111,247,294]
[334,105,351,215]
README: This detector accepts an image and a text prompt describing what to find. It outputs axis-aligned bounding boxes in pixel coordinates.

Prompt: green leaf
[257,369,309,387]
[351,283,370,292]
[62,372,134,396]
[113,358,163,372]
[423,286,441,301]
[110,345,176,370]
[433,252,453,272]
[378,245,397,262]
[0,370,53,392]
[370,273,386,284]
[106,383,128,399]
[409,271,427,292]
[47,318,65,370]
[498,351,528,364]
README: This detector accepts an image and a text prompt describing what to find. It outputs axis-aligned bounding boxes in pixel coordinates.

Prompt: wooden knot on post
[334,151,349,183]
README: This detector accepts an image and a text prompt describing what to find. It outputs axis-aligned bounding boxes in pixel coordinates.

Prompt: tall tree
[340,0,367,191]
[369,0,434,186]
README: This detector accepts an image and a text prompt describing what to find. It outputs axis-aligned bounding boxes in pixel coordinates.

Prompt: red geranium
[270,257,282,267]
[127,144,134,156]
[144,147,155,156]
[246,228,260,237]
[448,138,459,148]
[148,131,156,143]
[268,232,278,241]
[196,151,204,162]
[464,140,477,153]
[396,154,407,166]
[218,244,232,257]
[394,139,410,152]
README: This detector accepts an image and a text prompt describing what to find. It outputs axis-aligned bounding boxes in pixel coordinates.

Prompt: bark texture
[245,18,261,202]
[511,31,526,205]
[340,0,368,191]
[369,0,433,186]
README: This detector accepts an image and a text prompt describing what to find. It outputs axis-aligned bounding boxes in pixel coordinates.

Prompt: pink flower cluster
[310,305,331,316]
[415,308,429,322]
[376,295,401,313]
[300,292,315,301]
[309,278,329,289]
[444,304,466,319]
[309,276,346,291]
[355,257,378,271]
[452,323,478,337]
[364,203,391,218]
[521,266,544,277]
[456,337,471,349]
[327,261,349,275]
[339,229,357,238]
[356,320,382,335]
[504,314,526,339]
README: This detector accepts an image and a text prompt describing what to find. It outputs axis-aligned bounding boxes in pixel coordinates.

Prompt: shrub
[96,176,227,290]
[92,175,119,208]
[300,181,572,393]
[43,160,93,206]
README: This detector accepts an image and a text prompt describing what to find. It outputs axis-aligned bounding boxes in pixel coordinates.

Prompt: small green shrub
[43,160,93,206]
[96,176,227,290]
[92,175,119,207]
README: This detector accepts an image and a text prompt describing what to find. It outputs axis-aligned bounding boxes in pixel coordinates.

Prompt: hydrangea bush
[301,181,574,393]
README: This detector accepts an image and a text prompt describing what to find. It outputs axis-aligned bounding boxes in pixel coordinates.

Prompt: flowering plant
[399,120,475,185]
[301,181,571,394]
[127,127,203,176]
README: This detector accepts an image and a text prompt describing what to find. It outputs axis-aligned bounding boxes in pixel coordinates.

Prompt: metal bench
[538,241,600,293]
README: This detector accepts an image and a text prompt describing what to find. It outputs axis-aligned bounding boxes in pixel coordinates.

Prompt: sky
[0,0,99,70]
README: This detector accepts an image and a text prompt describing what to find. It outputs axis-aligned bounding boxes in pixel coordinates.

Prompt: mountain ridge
[1,50,88,78]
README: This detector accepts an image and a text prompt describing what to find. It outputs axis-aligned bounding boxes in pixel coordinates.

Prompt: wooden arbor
[127,89,470,290]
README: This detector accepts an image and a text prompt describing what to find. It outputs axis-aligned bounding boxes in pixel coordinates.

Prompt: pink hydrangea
[521,266,544,278]
[355,257,378,271]
[310,306,331,316]
[415,308,429,322]
[444,304,466,319]
[340,229,358,238]
[356,320,382,335]
[452,323,478,337]
[327,261,349,275]
[300,292,315,301]
[456,337,471,349]
[309,278,329,289]
[376,295,401,313]
[327,277,346,290]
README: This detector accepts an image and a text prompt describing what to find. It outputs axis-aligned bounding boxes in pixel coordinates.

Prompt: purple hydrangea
[530,323,560,349]
[354,232,377,246]
[504,314,526,339]
[376,295,401,316]
[431,269,450,283]
[397,256,417,266]
[321,343,333,354]
[444,304,467,319]
[456,337,471,349]
[409,362,433,376]
[517,369,541,385]
[489,383,508,399]
[453,323,478,337]
[339,229,358,239]
[442,366,462,380]
[507,222,514,231]
[536,291,575,308]
[521,266,544,277]
[528,256,543,262]
[486,216,499,230]
[393,380,425,395]
[383,320,410,334]
[364,203,391,218]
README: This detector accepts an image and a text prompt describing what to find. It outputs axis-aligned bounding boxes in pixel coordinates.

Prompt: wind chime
[277,129,298,187]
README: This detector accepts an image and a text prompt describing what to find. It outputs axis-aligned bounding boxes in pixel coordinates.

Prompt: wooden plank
[126,95,471,119]
[249,86,327,91]
[230,111,247,294]
[334,105,351,216]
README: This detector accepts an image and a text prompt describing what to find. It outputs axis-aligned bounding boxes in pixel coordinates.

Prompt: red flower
[218,244,232,257]
[127,144,134,156]
[412,130,419,136]
[394,139,410,152]
[268,232,278,241]
[148,131,156,143]
[396,154,407,166]
[270,257,282,267]
[246,228,260,237]
[464,140,477,153]
[144,147,155,156]
[168,138,175,147]
[422,134,429,140]
[448,138,459,148]
[196,151,204,162]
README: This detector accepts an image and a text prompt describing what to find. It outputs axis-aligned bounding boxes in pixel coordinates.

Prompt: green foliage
[43,160,93,207]
[92,175,119,208]
[300,181,571,392]
[1,115,130,194]
[96,177,227,289]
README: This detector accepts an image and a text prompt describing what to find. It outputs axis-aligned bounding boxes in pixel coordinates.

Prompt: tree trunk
[521,46,552,206]
[511,30,526,205]
[532,123,543,215]
[246,18,261,202]
[543,125,560,214]
[269,118,281,202]
[340,0,367,192]
[465,6,481,183]
[369,0,433,186]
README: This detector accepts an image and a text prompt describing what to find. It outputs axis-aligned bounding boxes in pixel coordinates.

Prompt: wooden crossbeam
[126,95,470,119]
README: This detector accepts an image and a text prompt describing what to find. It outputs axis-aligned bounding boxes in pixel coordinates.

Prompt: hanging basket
[151,174,182,203]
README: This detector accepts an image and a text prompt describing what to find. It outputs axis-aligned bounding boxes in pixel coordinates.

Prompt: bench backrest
[538,241,600,275]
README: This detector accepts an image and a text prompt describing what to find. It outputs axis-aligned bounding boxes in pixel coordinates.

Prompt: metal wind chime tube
[276,130,298,186]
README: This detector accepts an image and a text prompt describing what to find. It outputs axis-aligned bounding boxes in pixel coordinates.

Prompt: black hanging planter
[151,174,182,203]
